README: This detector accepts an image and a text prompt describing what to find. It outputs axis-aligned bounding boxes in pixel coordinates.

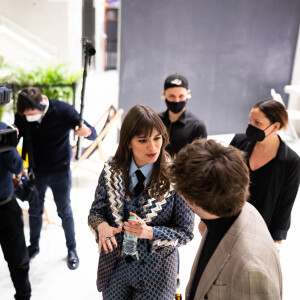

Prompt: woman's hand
[274,240,282,252]
[123,212,153,240]
[97,222,122,254]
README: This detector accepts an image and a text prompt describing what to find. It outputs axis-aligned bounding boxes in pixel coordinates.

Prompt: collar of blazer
[103,161,125,227]
[187,203,260,299]
[103,160,172,227]
[239,133,287,162]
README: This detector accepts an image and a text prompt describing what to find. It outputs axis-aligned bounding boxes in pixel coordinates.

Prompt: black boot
[67,249,79,270]
[27,245,40,260]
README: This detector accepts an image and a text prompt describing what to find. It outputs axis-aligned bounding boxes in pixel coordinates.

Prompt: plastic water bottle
[123,215,138,255]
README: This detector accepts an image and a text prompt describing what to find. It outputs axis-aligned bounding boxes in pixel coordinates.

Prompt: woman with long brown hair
[88,104,194,299]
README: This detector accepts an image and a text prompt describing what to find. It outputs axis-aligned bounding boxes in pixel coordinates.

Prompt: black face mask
[165,99,187,114]
[246,123,273,142]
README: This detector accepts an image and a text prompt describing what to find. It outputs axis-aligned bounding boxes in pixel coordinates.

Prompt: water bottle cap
[129,215,136,220]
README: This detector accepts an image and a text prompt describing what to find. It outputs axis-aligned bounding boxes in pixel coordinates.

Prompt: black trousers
[0,197,31,300]
[29,169,76,251]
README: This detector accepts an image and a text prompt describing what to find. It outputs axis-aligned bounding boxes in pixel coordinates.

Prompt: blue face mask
[165,99,186,114]
[246,123,273,142]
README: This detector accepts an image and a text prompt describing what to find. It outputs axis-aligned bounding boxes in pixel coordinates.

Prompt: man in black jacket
[159,74,207,285]
[159,74,207,156]
[14,87,97,270]
[0,122,31,299]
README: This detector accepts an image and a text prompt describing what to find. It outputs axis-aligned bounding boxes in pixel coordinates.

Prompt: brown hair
[17,87,43,115]
[112,105,170,200]
[171,139,249,217]
[254,99,288,130]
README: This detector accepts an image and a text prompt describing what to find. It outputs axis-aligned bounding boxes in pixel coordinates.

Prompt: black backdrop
[119,0,300,134]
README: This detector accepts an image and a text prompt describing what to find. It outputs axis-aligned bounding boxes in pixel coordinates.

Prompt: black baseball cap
[164,74,188,90]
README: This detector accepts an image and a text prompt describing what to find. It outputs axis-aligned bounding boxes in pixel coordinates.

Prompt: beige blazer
[186,203,282,300]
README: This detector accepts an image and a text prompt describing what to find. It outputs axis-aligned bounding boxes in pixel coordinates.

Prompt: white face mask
[26,114,42,122]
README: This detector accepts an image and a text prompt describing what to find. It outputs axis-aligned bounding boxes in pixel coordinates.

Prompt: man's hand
[14,126,19,137]
[75,124,91,137]
[15,170,26,182]
[14,170,28,185]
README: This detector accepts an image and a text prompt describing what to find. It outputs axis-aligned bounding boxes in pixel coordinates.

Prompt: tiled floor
[1,72,300,299]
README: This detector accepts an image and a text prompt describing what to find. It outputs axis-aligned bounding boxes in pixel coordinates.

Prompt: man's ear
[274,122,281,131]
[187,90,191,99]
[161,91,165,100]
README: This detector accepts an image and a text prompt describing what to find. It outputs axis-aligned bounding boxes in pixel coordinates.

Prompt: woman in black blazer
[230,99,300,250]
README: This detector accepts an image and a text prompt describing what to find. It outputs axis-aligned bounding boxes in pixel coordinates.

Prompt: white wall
[94,0,106,73]
[1,0,82,71]
[288,27,300,109]
[285,27,300,133]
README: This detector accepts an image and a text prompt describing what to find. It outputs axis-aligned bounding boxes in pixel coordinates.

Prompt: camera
[15,171,36,204]
[21,175,29,186]
[0,82,18,153]
[0,82,11,105]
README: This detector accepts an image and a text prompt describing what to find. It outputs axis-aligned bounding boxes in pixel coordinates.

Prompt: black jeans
[0,197,31,300]
[28,169,76,251]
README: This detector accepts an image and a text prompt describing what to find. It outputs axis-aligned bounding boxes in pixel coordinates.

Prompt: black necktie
[134,170,145,196]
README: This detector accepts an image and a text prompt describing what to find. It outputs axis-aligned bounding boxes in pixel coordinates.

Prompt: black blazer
[230,133,300,240]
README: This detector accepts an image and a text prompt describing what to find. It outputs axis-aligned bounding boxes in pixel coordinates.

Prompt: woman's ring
[104,234,113,241]
[138,219,142,225]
